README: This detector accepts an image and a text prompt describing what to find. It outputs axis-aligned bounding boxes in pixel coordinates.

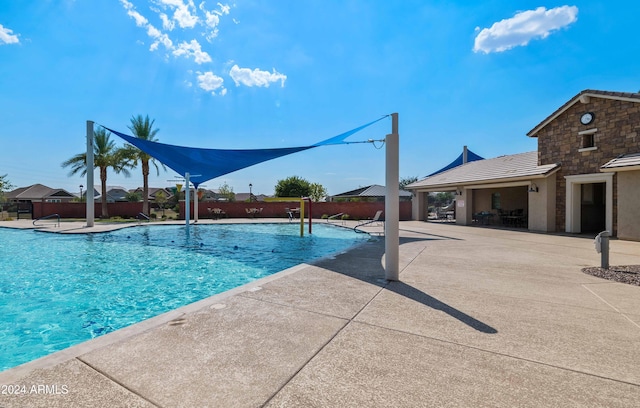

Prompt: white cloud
[199,2,232,41]
[159,13,175,31]
[229,65,287,87]
[147,24,173,51]
[120,1,280,96]
[121,0,148,26]
[0,24,19,45]
[197,71,226,95]
[473,6,578,54]
[173,39,212,63]
[203,11,220,28]
[217,2,230,15]
[122,0,230,60]
[174,2,199,28]
[130,10,149,27]
[156,0,199,28]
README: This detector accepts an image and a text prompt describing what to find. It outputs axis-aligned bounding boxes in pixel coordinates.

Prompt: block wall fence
[32,201,411,221]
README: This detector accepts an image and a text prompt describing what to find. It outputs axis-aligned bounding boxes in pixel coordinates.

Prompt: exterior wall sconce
[528,183,539,193]
[456,190,463,196]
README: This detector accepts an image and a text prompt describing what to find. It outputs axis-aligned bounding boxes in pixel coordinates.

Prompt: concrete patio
[1,220,639,407]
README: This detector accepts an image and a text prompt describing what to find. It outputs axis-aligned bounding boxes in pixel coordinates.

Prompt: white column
[185,172,190,226]
[385,113,399,281]
[86,120,95,227]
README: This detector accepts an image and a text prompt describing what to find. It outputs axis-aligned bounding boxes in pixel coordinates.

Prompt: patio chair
[327,212,345,225]
[208,207,226,219]
[285,208,294,222]
[354,210,383,232]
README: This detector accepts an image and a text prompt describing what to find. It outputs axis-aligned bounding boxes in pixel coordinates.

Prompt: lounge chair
[354,210,383,233]
[327,212,344,225]
[246,207,263,218]
[208,207,226,219]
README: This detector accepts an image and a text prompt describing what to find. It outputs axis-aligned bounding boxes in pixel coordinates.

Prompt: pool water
[0,223,372,372]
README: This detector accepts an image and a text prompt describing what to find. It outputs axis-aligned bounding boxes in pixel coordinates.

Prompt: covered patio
[406,151,560,232]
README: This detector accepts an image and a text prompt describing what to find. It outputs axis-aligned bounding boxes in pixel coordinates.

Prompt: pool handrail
[137,212,150,222]
[33,213,60,227]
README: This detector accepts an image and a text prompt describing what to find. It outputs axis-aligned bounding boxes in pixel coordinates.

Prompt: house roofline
[527,89,640,138]
[601,165,640,173]
[407,168,560,192]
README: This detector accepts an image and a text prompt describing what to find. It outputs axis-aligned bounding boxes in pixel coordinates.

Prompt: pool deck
[1,220,639,407]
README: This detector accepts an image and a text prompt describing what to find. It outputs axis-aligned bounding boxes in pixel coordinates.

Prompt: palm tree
[61,128,131,218]
[125,115,166,215]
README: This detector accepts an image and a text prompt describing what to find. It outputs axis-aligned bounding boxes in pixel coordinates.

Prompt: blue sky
[1,1,639,197]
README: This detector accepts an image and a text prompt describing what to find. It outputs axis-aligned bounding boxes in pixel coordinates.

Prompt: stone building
[407,89,640,241]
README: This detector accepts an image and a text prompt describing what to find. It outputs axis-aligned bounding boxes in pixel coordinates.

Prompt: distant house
[5,184,76,218]
[407,89,640,241]
[6,184,76,204]
[329,184,413,202]
[92,186,130,202]
[130,187,174,202]
[235,192,269,202]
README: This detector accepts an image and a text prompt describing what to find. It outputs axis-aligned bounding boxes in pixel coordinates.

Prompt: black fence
[0,202,33,219]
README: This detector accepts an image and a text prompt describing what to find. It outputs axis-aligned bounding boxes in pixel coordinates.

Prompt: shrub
[321,214,328,219]
[341,214,350,220]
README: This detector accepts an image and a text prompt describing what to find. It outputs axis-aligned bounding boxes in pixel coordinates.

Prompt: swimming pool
[0,223,372,372]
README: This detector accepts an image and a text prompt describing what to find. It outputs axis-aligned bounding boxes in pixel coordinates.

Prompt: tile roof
[5,184,74,200]
[601,152,640,172]
[406,151,560,190]
[332,184,412,198]
[527,89,640,137]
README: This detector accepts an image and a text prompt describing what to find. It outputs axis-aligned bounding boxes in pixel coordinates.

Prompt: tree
[154,190,168,216]
[124,115,166,215]
[61,128,131,218]
[428,192,454,208]
[125,191,142,202]
[308,182,327,202]
[218,182,235,201]
[400,176,418,190]
[0,174,14,204]
[275,176,311,198]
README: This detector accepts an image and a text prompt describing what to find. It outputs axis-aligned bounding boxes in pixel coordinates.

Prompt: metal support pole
[86,120,95,227]
[595,230,610,269]
[601,232,609,269]
[385,112,399,281]
[307,198,312,234]
[299,199,305,237]
[194,186,199,223]
[185,172,190,227]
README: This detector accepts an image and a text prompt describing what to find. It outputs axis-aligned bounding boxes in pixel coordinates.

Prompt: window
[578,128,597,151]
[580,133,594,149]
[491,192,501,210]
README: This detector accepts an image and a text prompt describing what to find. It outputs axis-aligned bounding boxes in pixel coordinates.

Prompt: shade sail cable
[101,115,387,188]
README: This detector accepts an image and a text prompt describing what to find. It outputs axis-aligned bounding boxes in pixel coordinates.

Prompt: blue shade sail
[426,149,484,177]
[103,116,386,188]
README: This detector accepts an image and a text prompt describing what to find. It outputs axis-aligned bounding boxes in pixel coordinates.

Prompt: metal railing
[136,212,150,222]
[33,213,60,227]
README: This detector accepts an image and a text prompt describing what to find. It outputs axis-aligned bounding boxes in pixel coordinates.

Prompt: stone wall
[536,97,640,232]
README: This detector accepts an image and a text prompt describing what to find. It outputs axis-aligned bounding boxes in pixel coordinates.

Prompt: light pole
[79,184,83,202]
[249,183,253,202]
